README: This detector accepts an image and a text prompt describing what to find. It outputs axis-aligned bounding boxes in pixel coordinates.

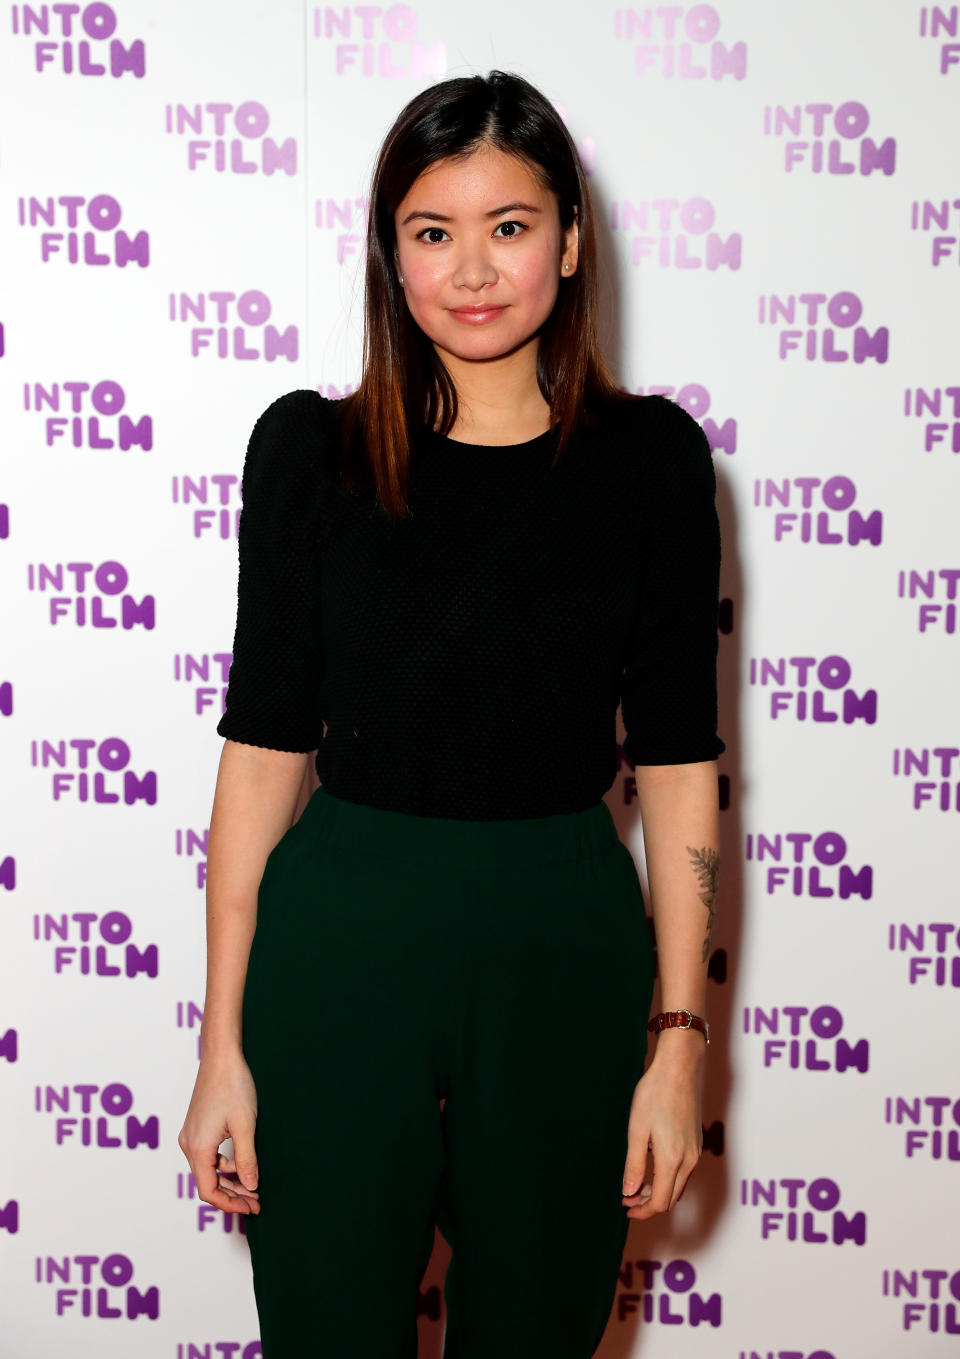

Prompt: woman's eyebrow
[399,201,543,226]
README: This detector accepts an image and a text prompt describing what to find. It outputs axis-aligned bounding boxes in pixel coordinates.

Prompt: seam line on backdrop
[303,0,311,386]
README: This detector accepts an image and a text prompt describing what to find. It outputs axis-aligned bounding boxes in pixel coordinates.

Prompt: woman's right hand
[178,1050,262,1215]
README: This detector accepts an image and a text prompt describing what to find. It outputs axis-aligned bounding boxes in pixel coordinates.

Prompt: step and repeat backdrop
[1,1,958,1356]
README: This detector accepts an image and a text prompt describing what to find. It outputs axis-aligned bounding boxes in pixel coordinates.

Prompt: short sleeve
[620,395,726,765]
[216,390,325,753]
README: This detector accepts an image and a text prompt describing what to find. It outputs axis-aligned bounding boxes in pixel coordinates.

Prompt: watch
[646,1008,710,1045]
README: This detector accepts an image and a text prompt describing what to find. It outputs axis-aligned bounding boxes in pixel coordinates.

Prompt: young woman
[179,69,724,1359]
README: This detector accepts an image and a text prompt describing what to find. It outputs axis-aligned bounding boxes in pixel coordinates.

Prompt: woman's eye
[416,227,450,244]
[493,220,528,239]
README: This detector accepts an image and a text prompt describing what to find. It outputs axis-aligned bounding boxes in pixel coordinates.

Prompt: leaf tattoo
[686,845,720,963]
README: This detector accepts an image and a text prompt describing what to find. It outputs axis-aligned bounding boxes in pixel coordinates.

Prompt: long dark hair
[338,70,626,517]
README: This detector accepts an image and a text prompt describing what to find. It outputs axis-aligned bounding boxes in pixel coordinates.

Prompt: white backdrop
[2,2,959,1356]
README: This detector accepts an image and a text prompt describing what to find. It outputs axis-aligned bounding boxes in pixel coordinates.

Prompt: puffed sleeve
[216,390,325,753]
[620,395,726,765]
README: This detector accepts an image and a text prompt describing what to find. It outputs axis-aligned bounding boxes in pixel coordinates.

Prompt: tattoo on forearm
[686,845,720,963]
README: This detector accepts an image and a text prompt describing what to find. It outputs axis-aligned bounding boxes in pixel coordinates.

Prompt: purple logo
[316,379,357,399]
[898,569,960,632]
[743,1006,868,1073]
[750,655,877,724]
[612,197,741,269]
[19,195,148,266]
[35,1253,159,1319]
[172,475,242,539]
[1,1028,18,1061]
[740,1177,866,1244]
[885,1096,960,1161]
[176,1345,262,1358]
[1,1199,18,1233]
[34,909,158,978]
[0,501,8,536]
[892,747,960,811]
[764,102,895,175]
[169,291,298,361]
[883,1267,960,1333]
[177,1000,204,1060]
[1,681,13,716]
[312,5,446,78]
[176,829,209,889]
[315,195,370,265]
[11,4,145,77]
[165,102,296,175]
[174,653,232,717]
[737,1352,835,1359]
[31,737,157,804]
[903,386,960,452]
[613,6,746,80]
[888,921,960,988]
[759,292,887,363]
[635,383,737,453]
[919,6,960,73]
[910,199,960,266]
[24,380,152,450]
[746,831,873,900]
[28,561,154,629]
[36,1083,158,1149]
[615,1258,721,1326]
[753,476,881,545]
[1,855,15,890]
[176,1172,249,1235]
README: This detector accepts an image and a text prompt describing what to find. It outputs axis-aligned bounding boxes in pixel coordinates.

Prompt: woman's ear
[561,207,580,277]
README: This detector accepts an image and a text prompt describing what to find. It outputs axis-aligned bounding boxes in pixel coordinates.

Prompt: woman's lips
[448,305,507,324]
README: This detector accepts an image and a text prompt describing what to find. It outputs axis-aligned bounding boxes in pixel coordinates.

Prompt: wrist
[649,1027,708,1069]
[648,1007,710,1046]
[198,1025,244,1063]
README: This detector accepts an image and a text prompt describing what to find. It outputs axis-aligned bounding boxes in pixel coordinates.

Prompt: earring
[398,274,404,285]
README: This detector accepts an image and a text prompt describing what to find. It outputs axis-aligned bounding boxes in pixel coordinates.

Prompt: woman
[179,70,724,1359]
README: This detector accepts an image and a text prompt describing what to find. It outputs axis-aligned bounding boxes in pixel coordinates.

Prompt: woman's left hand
[620,1031,706,1220]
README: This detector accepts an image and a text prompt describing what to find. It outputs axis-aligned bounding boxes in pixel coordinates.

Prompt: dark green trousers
[241,785,654,1358]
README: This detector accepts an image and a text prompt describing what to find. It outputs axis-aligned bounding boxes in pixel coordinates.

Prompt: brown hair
[338,70,626,517]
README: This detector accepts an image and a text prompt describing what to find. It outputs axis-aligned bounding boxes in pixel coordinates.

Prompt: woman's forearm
[201,740,311,1059]
[635,760,720,1043]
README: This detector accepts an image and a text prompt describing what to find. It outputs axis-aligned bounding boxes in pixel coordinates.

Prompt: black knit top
[216,389,725,820]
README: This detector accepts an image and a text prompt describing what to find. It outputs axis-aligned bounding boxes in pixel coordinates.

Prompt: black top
[216,389,725,820]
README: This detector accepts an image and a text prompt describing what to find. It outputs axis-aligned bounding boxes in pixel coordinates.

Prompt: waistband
[307,784,620,869]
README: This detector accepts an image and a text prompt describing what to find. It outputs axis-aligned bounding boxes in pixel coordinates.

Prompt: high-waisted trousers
[241,784,655,1359]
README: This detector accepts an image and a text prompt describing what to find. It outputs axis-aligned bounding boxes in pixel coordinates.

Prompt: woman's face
[392,144,578,368]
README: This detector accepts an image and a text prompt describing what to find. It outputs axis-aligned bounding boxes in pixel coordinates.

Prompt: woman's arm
[621,758,719,1220]
[177,738,310,1215]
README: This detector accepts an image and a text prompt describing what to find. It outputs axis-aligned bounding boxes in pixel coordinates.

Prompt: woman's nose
[451,245,498,291]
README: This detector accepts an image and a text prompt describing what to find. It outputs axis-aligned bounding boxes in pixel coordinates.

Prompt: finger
[633,1151,682,1219]
[209,1186,260,1214]
[215,1175,261,1210]
[667,1154,700,1212]
[192,1162,259,1214]
[621,1127,651,1198]
[217,1169,259,1198]
[189,1147,260,1214]
[215,1150,258,1191]
[231,1124,259,1192]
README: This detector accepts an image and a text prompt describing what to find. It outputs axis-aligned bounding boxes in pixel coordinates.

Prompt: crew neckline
[423,424,559,453]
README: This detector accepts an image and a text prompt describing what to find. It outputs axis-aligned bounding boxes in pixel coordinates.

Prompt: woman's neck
[436,339,551,446]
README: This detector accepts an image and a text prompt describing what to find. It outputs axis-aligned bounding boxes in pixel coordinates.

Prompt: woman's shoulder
[234,390,345,527]
[249,387,334,442]
[596,393,715,493]
[599,392,711,456]
[243,388,338,491]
